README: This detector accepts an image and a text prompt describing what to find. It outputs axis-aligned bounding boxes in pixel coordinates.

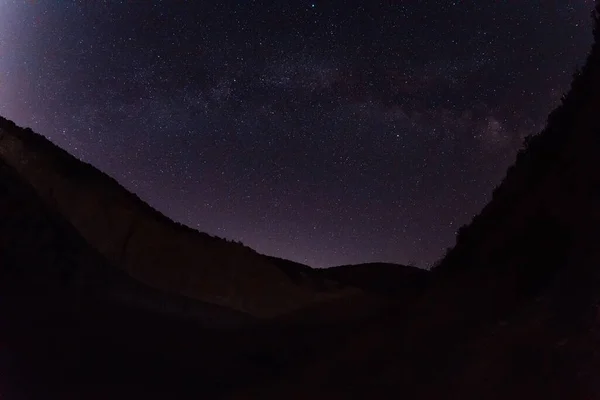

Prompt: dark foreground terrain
[0,153,423,399]
[5,4,600,399]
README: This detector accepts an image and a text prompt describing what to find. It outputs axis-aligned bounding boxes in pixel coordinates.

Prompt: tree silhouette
[435,1,600,274]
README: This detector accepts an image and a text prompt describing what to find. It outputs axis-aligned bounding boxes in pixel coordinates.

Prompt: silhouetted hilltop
[414,5,600,352]
[322,262,429,296]
[438,3,600,281]
[260,260,430,325]
[0,116,372,317]
[265,257,428,295]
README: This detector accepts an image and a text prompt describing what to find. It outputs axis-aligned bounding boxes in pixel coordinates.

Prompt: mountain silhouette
[1,116,411,317]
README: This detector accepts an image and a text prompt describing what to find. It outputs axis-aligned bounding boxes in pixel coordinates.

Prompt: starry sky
[0,0,594,268]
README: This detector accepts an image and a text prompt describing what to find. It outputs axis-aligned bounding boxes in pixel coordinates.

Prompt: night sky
[0,1,594,268]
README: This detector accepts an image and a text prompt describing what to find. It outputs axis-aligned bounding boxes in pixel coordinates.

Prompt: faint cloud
[210,79,233,103]
[261,55,340,92]
[477,116,510,150]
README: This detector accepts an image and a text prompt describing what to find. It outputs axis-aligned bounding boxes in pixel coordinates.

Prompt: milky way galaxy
[0,0,594,267]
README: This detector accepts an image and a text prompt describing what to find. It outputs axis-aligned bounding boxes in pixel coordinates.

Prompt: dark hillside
[0,155,266,398]
[0,116,359,317]
[438,3,600,279]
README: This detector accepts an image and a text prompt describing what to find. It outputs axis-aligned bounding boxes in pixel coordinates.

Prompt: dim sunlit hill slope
[0,116,364,317]
[229,4,600,399]
[0,155,253,327]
